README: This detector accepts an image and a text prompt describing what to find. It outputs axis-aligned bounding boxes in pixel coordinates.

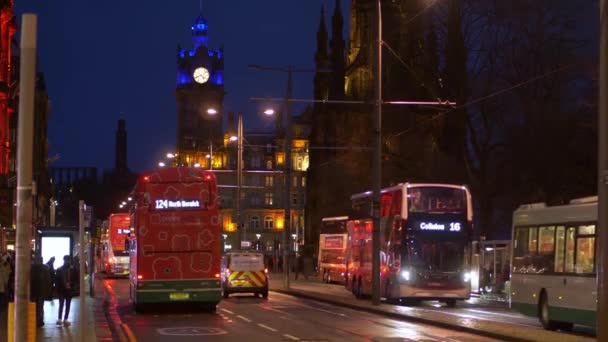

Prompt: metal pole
[78,201,86,342]
[209,141,213,170]
[598,0,608,338]
[14,14,37,342]
[371,0,382,306]
[237,113,244,245]
[284,66,293,289]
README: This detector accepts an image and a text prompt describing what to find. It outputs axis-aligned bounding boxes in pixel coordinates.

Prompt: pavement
[0,275,118,342]
[268,273,595,342]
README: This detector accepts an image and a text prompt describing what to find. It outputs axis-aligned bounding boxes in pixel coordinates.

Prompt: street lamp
[158,161,166,167]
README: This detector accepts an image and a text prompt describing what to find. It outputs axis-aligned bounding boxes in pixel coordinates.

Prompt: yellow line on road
[122,323,138,342]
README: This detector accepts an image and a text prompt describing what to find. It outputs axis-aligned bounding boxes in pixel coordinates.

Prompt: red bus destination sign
[155,199,201,210]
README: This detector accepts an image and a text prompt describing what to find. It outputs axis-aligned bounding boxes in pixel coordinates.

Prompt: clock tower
[175,12,225,167]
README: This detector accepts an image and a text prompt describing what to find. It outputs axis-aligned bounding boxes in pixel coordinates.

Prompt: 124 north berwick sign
[155,199,201,210]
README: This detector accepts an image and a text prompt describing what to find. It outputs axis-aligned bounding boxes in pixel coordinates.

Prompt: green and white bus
[510,196,597,331]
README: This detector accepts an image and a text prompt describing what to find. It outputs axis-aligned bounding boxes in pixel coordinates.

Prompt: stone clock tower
[175,12,225,167]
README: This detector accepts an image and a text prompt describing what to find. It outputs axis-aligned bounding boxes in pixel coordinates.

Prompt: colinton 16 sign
[155,199,201,210]
[419,222,462,232]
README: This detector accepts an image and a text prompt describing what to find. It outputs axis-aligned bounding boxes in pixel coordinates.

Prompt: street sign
[241,241,251,248]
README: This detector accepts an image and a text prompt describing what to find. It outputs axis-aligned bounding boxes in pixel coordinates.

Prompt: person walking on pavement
[30,255,52,326]
[45,256,56,299]
[294,253,303,280]
[56,255,75,326]
[0,256,9,312]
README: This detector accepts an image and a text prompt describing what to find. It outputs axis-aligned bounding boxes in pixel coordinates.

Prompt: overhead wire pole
[14,14,37,342]
[371,0,383,306]
[598,0,608,338]
[284,66,293,289]
[237,113,244,246]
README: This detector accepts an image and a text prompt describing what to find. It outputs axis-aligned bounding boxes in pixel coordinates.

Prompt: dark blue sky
[14,1,350,173]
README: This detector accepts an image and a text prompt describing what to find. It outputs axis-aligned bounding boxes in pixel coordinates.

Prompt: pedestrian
[55,255,75,326]
[0,257,9,312]
[45,256,56,299]
[294,253,303,280]
[30,255,52,326]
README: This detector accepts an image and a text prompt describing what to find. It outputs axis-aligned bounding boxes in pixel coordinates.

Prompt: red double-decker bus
[345,183,473,307]
[100,213,131,276]
[128,167,222,311]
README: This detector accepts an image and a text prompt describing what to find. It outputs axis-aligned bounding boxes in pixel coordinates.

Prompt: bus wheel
[539,291,558,331]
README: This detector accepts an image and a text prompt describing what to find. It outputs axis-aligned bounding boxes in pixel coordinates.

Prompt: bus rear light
[137,274,143,280]
[214,273,221,278]
[205,175,212,180]
[143,176,150,182]
[264,268,268,274]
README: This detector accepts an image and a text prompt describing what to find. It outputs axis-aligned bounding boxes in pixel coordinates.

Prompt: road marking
[220,308,235,315]
[283,334,300,340]
[307,306,347,317]
[237,315,252,322]
[157,327,228,336]
[257,323,278,332]
[121,323,138,342]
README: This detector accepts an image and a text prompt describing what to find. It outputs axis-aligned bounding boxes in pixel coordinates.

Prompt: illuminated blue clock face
[193,67,210,84]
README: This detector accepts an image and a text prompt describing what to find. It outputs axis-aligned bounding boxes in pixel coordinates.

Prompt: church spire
[329,0,345,100]
[315,6,328,65]
[314,6,330,103]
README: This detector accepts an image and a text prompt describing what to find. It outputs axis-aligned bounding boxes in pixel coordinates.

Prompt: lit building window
[264,216,274,230]
[250,216,260,229]
[265,193,273,206]
[297,157,303,170]
[265,176,273,187]
[301,176,306,187]
[266,160,273,170]
[292,176,298,187]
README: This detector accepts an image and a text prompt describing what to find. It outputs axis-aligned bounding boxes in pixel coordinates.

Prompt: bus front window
[409,240,465,272]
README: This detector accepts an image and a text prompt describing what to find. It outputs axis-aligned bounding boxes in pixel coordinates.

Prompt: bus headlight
[401,270,411,281]
[463,272,471,282]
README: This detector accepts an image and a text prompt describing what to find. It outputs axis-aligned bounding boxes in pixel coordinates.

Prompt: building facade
[174,12,309,257]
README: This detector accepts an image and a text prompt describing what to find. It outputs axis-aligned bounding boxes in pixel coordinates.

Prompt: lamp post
[598,0,608,338]
[237,113,244,246]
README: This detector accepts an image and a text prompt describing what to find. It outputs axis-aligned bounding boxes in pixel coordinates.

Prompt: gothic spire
[315,6,328,66]
[329,0,345,100]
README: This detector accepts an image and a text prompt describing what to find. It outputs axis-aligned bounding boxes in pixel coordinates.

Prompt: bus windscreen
[408,187,466,214]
